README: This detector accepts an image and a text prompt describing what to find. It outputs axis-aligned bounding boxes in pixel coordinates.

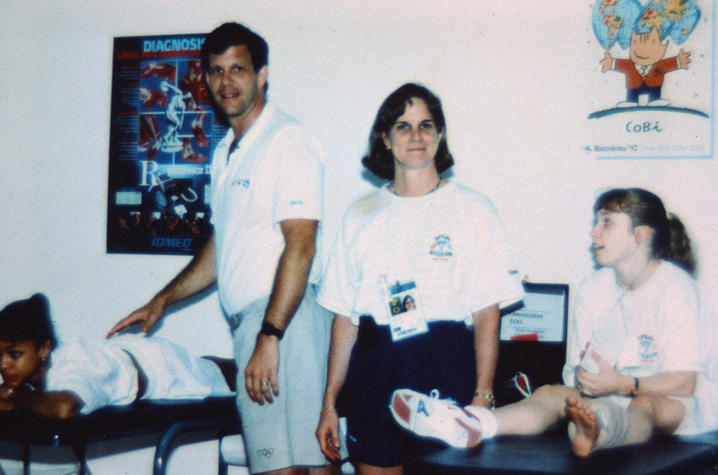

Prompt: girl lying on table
[0,293,233,419]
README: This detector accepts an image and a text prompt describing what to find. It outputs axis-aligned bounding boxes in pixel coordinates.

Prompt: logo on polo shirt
[231,179,250,188]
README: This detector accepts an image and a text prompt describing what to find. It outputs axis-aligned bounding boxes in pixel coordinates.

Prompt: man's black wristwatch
[259,321,284,340]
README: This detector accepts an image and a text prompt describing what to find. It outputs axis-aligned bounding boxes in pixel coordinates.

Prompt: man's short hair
[0,293,57,349]
[200,22,269,74]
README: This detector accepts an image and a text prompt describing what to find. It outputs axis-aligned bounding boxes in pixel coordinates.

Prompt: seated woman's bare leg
[495,385,581,436]
[567,394,686,457]
[566,396,602,457]
[624,394,686,444]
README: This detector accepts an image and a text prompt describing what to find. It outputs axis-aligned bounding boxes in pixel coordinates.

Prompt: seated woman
[395,188,717,456]
[0,293,233,419]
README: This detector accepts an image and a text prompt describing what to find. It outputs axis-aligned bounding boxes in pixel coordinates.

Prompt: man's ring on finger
[261,381,269,387]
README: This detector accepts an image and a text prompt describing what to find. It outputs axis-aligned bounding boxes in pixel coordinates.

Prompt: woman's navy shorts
[338,316,477,467]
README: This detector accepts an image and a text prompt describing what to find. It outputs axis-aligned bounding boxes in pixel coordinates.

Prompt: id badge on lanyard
[382,277,428,341]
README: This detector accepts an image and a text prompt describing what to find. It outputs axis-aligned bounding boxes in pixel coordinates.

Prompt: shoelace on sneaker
[428,389,458,405]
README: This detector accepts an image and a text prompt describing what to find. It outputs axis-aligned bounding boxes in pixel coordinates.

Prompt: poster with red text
[107,34,227,255]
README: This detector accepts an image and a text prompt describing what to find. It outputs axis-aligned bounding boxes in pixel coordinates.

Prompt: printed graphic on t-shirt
[429,234,453,260]
[638,334,657,363]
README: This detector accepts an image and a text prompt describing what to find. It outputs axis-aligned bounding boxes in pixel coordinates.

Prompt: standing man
[108,22,333,475]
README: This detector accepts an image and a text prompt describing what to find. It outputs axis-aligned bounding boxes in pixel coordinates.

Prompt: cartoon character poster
[107,34,228,255]
[585,0,713,159]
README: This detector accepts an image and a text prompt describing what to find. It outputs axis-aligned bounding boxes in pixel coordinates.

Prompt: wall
[1,1,715,473]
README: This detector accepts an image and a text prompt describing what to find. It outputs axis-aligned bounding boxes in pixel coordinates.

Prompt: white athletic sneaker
[389,388,483,448]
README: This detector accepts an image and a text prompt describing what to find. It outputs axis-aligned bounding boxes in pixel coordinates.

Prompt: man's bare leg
[353,462,402,475]
[257,467,304,475]
[259,465,338,475]
[309,464,340,475]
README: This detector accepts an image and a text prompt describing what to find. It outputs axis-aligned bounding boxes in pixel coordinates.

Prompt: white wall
[1,1,716,473]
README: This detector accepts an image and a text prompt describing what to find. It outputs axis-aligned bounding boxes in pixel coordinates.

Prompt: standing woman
[315,83,523,472]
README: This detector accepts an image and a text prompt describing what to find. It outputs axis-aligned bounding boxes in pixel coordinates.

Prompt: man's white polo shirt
[210,103,324,315]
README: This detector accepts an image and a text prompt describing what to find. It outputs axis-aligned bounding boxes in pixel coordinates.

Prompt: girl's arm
[576,352,697,398]
[0,384,16,411]
[1,384,83,419]
[624,370,696,397]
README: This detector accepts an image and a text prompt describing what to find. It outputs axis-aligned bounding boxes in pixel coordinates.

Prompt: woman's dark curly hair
[362,83,454,180]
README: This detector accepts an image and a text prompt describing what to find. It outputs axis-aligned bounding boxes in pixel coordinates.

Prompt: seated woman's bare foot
[566,396,600,457]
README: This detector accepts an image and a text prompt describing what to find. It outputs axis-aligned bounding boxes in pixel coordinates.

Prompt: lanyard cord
[381,179,442,289]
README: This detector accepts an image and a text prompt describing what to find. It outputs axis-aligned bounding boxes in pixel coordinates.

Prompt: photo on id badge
[386,279,428,341]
